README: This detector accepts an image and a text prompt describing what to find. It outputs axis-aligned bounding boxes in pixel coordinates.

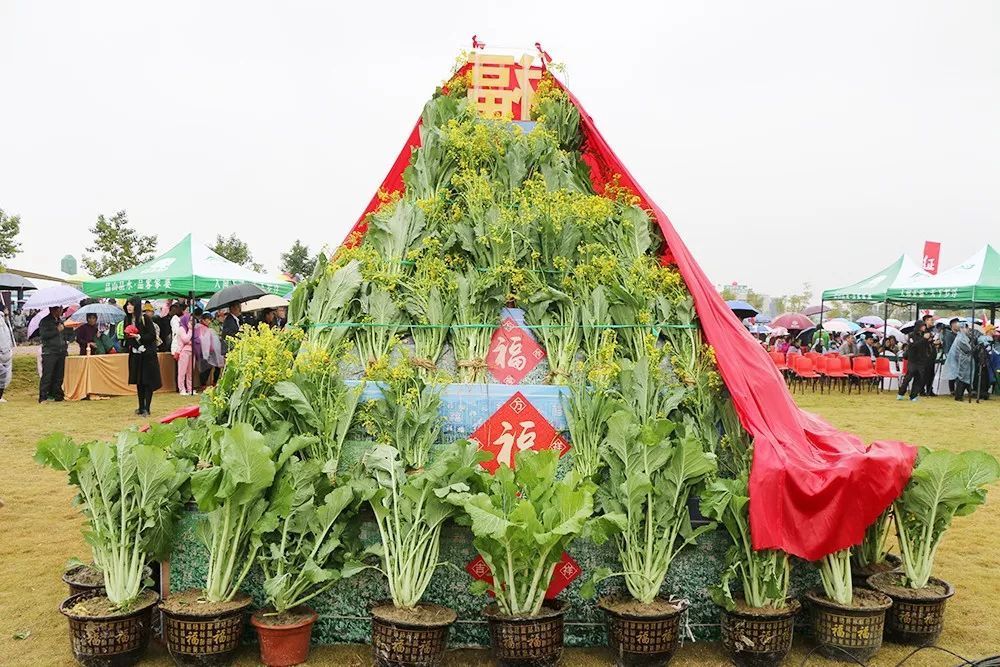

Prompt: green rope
[302,321,698,330]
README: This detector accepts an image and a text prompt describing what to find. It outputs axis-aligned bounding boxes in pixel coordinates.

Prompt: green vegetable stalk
[257,459,363,613]
[855,508,892,570]
[35,430,190,608]
[449,449,595,616]
[700,475,790,610]
[893,448,999,589]
[359,442,487,608]
[584,409,716,604]
[817,549,853,606]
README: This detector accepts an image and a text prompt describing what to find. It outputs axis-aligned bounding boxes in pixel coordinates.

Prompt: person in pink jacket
[176,313,194,396]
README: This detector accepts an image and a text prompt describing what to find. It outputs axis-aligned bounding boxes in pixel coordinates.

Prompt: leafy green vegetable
[191,423,296,603]
[402,249,455,374]
[893,448,1000,589]
[854,508,893,570]
[35,430,190,608]
[257,458,363,612]
[562,373,621,480]
[448,449,595,616]
[584,409,716,604]
[700,474,790,610]
[306,259,363,354]
[358,441,488,608]
[362,356,444,471]
[452,268,500,383]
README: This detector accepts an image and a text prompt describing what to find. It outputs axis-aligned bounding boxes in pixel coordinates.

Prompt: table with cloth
[62,352,177,401]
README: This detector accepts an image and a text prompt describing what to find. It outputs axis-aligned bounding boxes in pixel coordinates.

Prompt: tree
[279,239,316,278]
[770,283,813,314]
[0,208,22,269]
[212,234,263,273]
[718,284,765,310]
[82,211,158,278]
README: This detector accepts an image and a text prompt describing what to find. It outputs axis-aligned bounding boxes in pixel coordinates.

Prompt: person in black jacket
[897,321,932,401]
[126,299,163,415]
[38,305,68,402]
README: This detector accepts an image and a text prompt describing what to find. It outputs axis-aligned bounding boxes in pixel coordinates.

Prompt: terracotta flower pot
[251,606,319,667]
[160,589,252,667]
[598,596,687,667]
[484,600,567,667]
[60,589,159,667]
[867,572,955,645]
[805,588,891,663]
[370,602,457,667]
[720,598,800,667]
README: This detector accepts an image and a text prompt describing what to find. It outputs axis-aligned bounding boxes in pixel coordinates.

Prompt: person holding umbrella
[125,300,162,416]
[38,306,68,402]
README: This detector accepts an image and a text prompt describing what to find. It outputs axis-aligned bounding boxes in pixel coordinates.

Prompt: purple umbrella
[803,304,831,317]
[770,312,813,330]
[22,285,87,310]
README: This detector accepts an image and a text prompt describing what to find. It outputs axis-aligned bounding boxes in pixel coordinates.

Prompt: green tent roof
[821,255,924,303]
[887,244,1000,306]
[81,234,292,299]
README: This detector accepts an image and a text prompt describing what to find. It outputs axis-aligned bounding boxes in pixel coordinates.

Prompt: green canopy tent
[81,234,293,300]
[818,255,925,332]
[887,244,1000,309]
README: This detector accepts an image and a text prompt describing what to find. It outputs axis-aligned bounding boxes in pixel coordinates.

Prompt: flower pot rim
[867,573,956,602]
[483,598,567,622]
[718,597,801,619]
[61,564,104,588]
[250,605,319,631]
[804,587,891,613]
[60,589,159,621]
[370,601,458,629]
[597,595,689,621]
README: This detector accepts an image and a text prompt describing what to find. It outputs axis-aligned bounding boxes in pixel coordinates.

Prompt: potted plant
[700,473,798,667]
[583,408,716,667]
[35,430,189,667]
[358,441,488,666]
[450,448,595,667]
[62,557,105,598]
[804,548,891,661]
[251,457,364,666]
[869,448,999,645]
[851,508,902,587]
[160,422,285,667]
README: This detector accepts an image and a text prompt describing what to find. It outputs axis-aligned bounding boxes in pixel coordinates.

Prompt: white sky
[2,1,997,298]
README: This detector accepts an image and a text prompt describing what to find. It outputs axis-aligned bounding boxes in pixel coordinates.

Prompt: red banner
[922,241,941,275]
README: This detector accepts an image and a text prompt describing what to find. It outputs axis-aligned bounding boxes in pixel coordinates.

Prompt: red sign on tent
[466,552,581,599]
[488,317,546,385]
[468,391,570,474]
[922,241,941,275]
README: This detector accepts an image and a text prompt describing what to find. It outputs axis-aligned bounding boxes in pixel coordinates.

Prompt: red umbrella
[770,312,813,331]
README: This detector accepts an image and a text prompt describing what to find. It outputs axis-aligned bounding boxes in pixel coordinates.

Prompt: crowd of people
[0,296,287,415]
[761,313,1000,402]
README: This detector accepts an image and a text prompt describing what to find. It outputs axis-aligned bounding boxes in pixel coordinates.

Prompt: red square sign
[466,552,581,600]
[469,391,570,474]
[488,317,546,385]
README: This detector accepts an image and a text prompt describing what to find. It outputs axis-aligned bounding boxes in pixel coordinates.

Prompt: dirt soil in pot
[66,589,158,618]
[160,589,251,616]
[729,598,799,617]
[372,603,457,626]
[812,588,889,609]
[872,573,952,599]
[64,565,104,588]
[601,597,684,616]
[253,606,316,627]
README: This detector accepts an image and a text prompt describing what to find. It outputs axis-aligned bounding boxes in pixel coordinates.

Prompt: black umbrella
[0,273,37,290]
[205,283,267,311]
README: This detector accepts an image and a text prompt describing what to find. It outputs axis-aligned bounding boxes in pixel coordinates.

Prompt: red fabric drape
[344,72,916,561]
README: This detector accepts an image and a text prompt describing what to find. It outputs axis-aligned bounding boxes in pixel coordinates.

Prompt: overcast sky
[2,1,997,298]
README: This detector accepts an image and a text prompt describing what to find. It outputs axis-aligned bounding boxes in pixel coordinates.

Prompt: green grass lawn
[1,355,997,666]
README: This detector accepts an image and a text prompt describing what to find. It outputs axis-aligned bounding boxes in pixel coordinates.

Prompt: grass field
[1,354,997,666]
